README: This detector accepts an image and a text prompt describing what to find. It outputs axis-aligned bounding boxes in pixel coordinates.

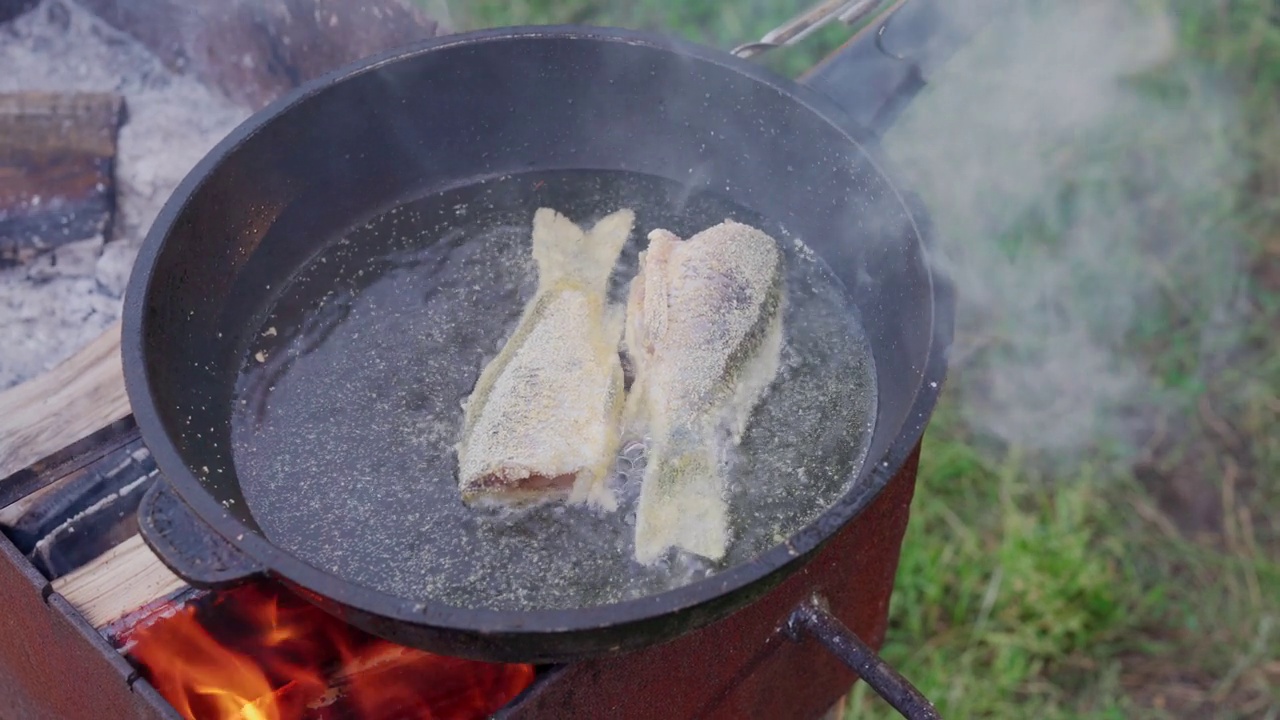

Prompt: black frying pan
[124,0,963,677]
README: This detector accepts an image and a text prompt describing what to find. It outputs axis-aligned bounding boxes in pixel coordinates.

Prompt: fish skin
[624,220,785,565]
[456,207,635,510]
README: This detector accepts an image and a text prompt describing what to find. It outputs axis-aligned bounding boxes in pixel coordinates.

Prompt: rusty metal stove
[0,414,926,720]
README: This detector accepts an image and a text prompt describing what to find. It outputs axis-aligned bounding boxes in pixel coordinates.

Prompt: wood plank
[0,91,124,264]
[78,0,442,110]
[51,533,185,629]
[0,323,128,480]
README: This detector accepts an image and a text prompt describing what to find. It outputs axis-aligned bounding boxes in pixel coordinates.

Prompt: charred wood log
[10,440,158,580]
[0,92,124,266]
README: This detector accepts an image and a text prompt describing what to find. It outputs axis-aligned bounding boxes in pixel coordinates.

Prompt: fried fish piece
[456,207,635,510]
[623,220,785,564]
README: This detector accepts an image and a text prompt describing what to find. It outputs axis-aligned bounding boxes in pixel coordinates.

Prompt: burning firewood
[51,533,188,629]
[122,582,536,720]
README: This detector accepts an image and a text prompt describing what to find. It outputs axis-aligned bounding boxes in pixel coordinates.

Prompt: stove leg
[787,596,940,720]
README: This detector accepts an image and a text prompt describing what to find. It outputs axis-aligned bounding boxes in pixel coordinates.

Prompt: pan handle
[137,478,265,587]
[731,0,910,59]
[786,595,941,720]
[742,0,996,140]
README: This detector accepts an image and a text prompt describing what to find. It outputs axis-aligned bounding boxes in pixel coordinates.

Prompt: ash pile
[0,0,246,388]
[0,0,442,389]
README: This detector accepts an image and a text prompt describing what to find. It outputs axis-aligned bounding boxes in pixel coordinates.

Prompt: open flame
[125,583,534,720]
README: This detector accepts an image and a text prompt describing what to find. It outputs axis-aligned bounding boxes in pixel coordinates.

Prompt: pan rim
[122,24,947,652]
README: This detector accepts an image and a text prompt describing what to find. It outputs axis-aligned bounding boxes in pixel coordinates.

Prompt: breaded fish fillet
[457,207,635,510]
[623,220,785,564]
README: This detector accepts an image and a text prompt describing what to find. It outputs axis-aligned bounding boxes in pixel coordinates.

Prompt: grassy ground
[449,1,1280,717]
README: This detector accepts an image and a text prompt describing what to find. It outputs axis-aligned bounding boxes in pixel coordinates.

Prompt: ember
[124,583,534,720]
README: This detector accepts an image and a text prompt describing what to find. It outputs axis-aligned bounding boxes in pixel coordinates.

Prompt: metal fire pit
[0,539,178,720]
[0,417,929,720]
[0,418,179,720]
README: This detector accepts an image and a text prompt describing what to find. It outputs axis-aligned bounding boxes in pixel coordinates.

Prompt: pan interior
[229,168,876,611]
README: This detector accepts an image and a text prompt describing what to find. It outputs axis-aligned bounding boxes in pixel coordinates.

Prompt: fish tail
[531,207,634,290]
[633,433,728,565]
[588,208,637,266]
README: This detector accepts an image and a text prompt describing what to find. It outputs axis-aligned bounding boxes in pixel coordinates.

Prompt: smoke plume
[883,0,1247,457]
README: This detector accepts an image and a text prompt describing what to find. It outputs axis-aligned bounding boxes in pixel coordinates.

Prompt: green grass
[865,3,1280,713]
[447,1,1280,716]
[860,4,1280,715]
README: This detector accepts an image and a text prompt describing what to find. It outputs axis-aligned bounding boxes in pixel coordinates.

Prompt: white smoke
[883,0,1246,455]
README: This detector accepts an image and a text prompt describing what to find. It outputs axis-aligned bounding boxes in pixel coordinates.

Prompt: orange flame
[126,584,534,720]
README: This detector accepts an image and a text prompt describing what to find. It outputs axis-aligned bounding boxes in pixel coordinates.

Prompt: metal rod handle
[731,0,909,59]
[787,598,941,720]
